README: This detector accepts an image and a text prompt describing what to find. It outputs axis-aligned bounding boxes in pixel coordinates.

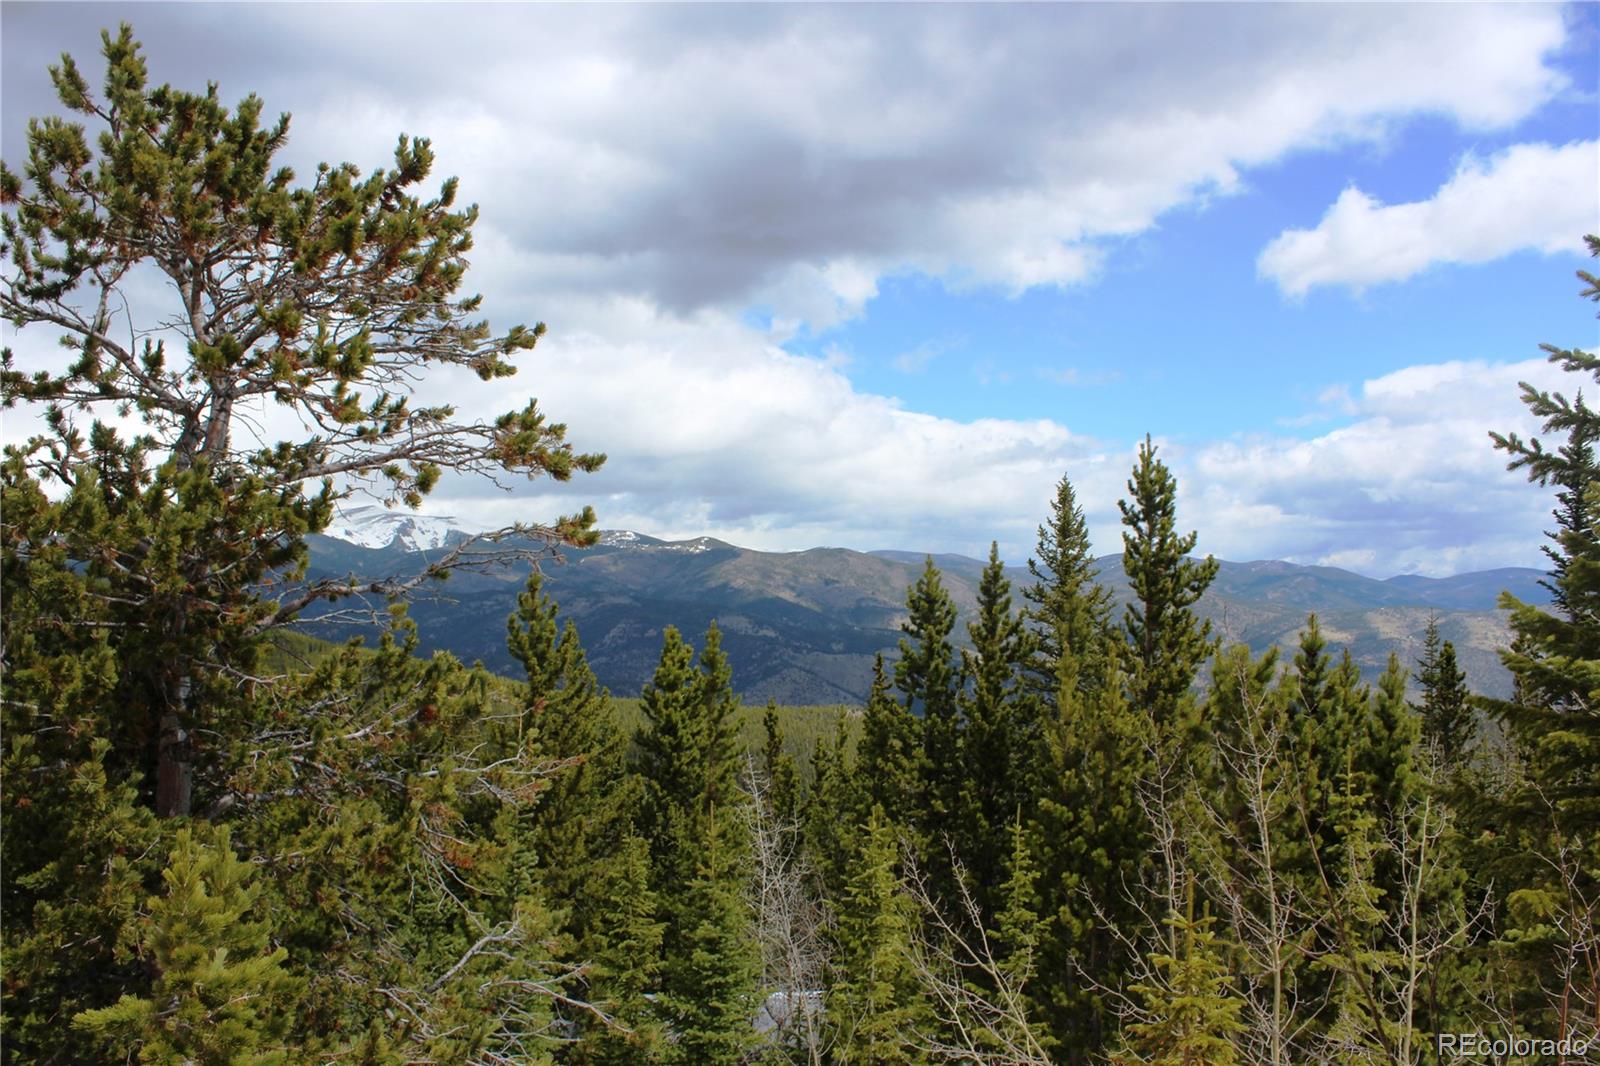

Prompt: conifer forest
[4,25,1599,1066]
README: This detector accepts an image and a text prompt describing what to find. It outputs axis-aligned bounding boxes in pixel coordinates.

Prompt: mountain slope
[298,532,1546,704]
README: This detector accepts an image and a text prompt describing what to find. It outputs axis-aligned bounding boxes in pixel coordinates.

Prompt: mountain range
[296,511,1548,705]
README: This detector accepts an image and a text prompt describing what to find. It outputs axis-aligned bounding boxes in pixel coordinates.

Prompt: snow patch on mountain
[596,531,724,554]
[323,505,474,552]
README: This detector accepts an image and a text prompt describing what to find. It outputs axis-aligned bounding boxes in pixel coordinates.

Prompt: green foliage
[1474,234,1600,1042]
[761,700,802,829]
[856,654,921,829]
[571,832,666,1065]
[1414,616,1475,768]
[0,23,600,829]
[957,542,1031,917]
[1032,638,1153,1056]
[896,557,964,899]
[1119,436,1219,729]
[1025,469,1114,696]
[1117,884,1244,1066]
[633,624,759,1062]
[73,825,298,1065]
[805,713,862,895]
[657,822,759,1066]
[830,807,930,1065]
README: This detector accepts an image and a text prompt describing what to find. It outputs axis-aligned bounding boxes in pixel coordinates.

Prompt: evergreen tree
[1414,617,1475,768]
[1536,423,1597,618]
[634,623,757,1059]
[1116,881,1244,1066]
[1362,653,1420,826]
[1119,436,1219,729]
[992,816,1045,991]
[636,626,710,888]
[0,462,165,1063]
[658,820,759,1066]
[762,700,802,830]
[1025,469,1114,696]
[218,615,569,1058]
[830,806,930,1065]
[574,832,667,1066]
[1317,764,1396,1064]
[73,826,298,1064]
[0,26,602,819]
[504,574,656,1060]
[805,713,861,895]
[958,542,1030,918]
[1032,637,1153,1058]
[895,557,965,900]
[507,572,631,902]
[857,654,921,830]
[1476,235,1600,1042]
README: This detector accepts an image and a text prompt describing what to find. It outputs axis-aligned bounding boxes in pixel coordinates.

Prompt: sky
[3,2,1597,577]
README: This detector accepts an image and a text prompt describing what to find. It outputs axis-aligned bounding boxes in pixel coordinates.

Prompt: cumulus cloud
[423,298,1120,560]
[1260,140,1599,296]
[1,4,1582,576]
[3,3,1573,325]
[404,297,1567,579]
[1186,358,1574,575]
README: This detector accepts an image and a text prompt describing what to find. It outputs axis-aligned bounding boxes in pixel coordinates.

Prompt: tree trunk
[155,678,193,818]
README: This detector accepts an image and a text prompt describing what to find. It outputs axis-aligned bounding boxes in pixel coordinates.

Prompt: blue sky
[4,3,1598,576]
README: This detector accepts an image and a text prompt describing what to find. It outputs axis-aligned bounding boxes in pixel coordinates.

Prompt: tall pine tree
[1119,436,1219,730]
[1476,234,1600,1044]
[1414,616,1475,769]
[1025,470,1114,697]
[958,543,1031,919]
[633,623,757,1062]
[895,558,965,901]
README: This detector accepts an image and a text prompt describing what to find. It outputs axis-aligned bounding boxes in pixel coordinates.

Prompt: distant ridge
[302,529,1548,704]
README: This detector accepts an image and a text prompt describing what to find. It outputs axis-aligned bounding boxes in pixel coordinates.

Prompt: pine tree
[573,832,666,1066]
[993,816,1045,990]
[1413,616,1475,768]
[0,26,602,819]
[503,574,657,1060]
[1025,470,1114,696]
[857,654,921,830]
[830,806,930,1065]
[762,700,802,830]
[658,819,759,1066]
[73,826,299,1064]
[1363,653,1420,826]
[958,542,1030,918]
[895,557,965,900]
[1476,234,1600,1043]
[1317,765,1396,1064]
[805,713,861,895]
[1031,636,1154,1059]
[0,463,165,1062]
[1117,881,1244,1066]
[506,572,632,904]
[1119,436,1219,729]
[633,624,757,1060]
[636,626,710,890]
[1536,423,1597,618]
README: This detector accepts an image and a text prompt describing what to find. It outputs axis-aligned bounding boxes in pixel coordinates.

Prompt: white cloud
[1186,358,1574,575]
[438,298,1116,560]
[4,4,1573,325]
[1260,140,1599,296]
[1,5,1584,577]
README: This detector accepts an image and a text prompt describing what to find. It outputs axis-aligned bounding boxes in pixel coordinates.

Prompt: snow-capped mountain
[596,530,725,554]
[321,505,475,552]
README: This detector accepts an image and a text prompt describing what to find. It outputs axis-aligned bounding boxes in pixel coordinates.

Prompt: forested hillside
[3,30,1597,1066]
[298,530,1545,703]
